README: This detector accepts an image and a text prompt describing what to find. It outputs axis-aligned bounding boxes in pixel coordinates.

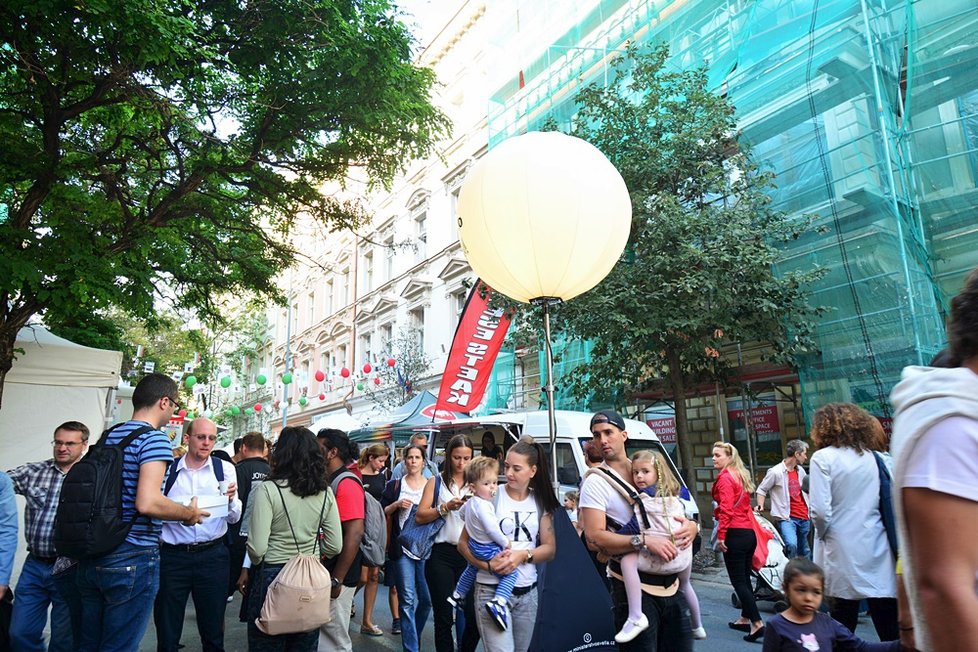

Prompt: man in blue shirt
[70,373,208,652]
[0,471,17,602]
[391,433,439,479]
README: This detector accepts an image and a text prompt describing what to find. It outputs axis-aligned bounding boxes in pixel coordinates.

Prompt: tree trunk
[666,350,701,513]
[0,324,20,411]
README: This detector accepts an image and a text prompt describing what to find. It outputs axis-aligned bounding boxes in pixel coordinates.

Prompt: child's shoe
[691,625,707,640]
[614,614,649,644]
[485,598,510,631]
[447,591,463,609]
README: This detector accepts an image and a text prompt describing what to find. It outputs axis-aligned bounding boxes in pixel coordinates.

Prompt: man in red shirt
[316,429,365,652]
[755,439,810,558]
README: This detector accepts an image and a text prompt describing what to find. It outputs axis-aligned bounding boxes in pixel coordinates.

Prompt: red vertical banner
[435,281,510,414]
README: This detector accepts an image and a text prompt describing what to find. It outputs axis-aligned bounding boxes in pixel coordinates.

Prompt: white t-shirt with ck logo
[475,487,539,588]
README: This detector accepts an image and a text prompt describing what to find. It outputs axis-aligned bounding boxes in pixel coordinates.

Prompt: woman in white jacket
[809,402,898,642]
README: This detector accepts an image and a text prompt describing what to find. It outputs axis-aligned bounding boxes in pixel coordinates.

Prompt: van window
[539,442,580,486]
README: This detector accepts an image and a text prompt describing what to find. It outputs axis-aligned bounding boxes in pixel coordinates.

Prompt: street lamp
[457,131,631,488]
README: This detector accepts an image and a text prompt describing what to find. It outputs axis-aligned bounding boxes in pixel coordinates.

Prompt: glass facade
[485,0,978,421]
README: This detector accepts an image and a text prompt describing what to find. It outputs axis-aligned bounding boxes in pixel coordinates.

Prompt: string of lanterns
[204,357,399,418]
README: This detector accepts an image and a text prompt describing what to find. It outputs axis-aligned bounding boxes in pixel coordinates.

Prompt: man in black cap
[579,410,698,651]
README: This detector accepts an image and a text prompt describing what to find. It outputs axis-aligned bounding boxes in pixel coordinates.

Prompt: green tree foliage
[551,46,824,494]
[0,0,449,407]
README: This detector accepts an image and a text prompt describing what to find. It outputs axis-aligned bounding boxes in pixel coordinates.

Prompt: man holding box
[153,417,241,652]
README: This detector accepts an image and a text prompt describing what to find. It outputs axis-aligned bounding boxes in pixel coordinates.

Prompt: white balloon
[457,131,631,303]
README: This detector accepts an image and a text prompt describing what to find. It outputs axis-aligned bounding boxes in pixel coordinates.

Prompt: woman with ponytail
[712,441,765,642]
[457,437,557,652]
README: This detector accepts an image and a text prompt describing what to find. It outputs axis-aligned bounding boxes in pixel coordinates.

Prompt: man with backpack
[5,421,90,651]
[316,429,364,652]
[63,373,208,652]
[153,417,241,652]
[227,431,270,600]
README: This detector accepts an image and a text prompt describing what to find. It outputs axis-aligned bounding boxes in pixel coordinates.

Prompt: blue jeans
[395,554,431,652]
[74,542,160,652]
[777,517,811,559]
[10,555,73,652]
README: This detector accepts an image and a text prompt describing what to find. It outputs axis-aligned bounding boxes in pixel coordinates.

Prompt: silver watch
[630,534,644,551]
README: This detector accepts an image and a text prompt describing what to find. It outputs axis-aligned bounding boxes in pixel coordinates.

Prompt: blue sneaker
[447,591,463,610]
[485,598,509,631]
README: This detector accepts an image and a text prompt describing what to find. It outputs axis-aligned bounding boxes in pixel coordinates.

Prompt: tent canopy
[9,326,123,388]
[350,390,466,447]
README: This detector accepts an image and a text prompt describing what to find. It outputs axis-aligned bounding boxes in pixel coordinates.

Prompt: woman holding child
[457,437,558,652]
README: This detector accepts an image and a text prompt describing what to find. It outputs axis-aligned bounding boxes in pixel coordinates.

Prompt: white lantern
[457,131,631,303]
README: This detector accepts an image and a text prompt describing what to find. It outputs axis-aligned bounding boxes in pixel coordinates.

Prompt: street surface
[137,563,885,651]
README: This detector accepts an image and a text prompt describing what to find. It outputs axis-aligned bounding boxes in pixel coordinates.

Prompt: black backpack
[54,423,155,559]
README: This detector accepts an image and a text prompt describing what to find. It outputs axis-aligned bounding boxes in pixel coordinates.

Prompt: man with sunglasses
[70,372,208,652]
[6,421,90,651]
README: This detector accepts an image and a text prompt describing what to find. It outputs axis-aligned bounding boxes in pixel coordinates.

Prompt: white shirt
[474,487,539,588]
[161,456,242,545]
[461,495,509,549]
[433,478,468,545]
[397,479,426,560]
[579,465,633,528]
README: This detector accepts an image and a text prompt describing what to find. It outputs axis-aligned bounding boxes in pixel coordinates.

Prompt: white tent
[1,326,122,584]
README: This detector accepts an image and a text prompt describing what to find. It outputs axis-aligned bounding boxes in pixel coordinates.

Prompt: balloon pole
[533,297,561,497]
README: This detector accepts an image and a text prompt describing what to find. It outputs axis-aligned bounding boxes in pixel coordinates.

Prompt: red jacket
[712,468,754,541]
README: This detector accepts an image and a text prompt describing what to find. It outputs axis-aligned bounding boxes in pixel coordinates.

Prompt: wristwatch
[630,534,644,552]
[525,549,534,564]
[331,577,341,589]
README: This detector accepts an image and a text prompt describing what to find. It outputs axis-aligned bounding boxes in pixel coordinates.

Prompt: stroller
[730,513,790,613]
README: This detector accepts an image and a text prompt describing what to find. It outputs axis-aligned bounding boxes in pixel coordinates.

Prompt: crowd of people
[0,269,975,652]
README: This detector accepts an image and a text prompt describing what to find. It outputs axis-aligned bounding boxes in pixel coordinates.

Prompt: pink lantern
[318,393,326,401]
[314,369,325,382]
[363,363,372,374]
[178,409,188,418]
[254,403,262,412]
[387,357,396,367]
[373,377,381,385]
[340,367,351,378]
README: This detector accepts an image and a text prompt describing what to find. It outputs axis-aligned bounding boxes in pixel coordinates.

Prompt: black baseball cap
[590,410,626,432]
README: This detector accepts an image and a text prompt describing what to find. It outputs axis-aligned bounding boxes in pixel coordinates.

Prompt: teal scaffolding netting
[483,0,978,422]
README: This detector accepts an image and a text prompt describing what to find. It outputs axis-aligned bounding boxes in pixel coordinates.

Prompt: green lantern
[298,396,307,407]
[220,376,232,388]
[356,382,365,391]
[185,375,197,388]
[244,407,253,415]
[256,374,267,385]
[185,411,195,419]
[225,408,233,417]
[282,372,293,385]
[231,406,240,416]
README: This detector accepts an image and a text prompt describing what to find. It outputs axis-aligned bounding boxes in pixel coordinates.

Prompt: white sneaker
[691,626,707,640]
[614,614,649,644]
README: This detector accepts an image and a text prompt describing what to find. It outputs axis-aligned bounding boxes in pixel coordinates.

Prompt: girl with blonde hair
[712,440,764,642]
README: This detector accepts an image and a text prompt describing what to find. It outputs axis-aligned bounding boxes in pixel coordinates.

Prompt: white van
[417,410,693,515]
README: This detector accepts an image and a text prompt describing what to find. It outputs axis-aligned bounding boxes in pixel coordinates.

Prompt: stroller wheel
[774,600,789,613]
[731,592,741,609]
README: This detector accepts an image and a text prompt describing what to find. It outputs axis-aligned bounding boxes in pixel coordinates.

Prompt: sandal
[360,624,384,637]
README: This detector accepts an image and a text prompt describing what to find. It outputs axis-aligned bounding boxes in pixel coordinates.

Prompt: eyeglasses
[167,396,181,411]
[52,441,84,448]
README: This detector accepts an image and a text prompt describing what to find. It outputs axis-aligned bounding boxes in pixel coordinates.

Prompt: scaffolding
[484,0,978,422]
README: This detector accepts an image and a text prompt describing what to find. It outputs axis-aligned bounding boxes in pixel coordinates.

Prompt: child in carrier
[447,456,515,630]
[614,450,703,643]
[762,558,904,651]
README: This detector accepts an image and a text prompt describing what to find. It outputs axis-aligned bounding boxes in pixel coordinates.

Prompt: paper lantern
[225,408,233,417]
[362,363,372,374]
[282,372,293,385]
[318,393,326,400]
[231,406,240,415]
[178,409,188,418]
[244,407,253,415]
[387,357,396,367]
[256,374,267,385]
[356,382,364,391]
[373,377,381,385]
[457,131,631,303]
[220,376,232,388]
[315,370,325,382]
[185,411,195,419]
[340,367,350,378]
[254,403,262,412]
[298,396,308,407]
[185,375,197,388]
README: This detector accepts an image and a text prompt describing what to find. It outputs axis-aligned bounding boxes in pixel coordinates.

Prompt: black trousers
[830,596,899,641]
[154,542,230,652]
[610,577,691,651]
[723,527,761,623]
[424,542,480,652]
